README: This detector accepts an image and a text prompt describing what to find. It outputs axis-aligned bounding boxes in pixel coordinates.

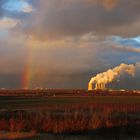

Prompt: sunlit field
[0,96,140,140]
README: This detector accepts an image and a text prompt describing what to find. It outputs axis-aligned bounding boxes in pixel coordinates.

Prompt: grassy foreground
[0,96,140,139]
[0,96,140,109]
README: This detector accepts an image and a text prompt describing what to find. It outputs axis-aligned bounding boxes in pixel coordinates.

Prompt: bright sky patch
[0,17,18,29]
[111,36,140,48]
[2,0,33,13]
[132,36,140,43]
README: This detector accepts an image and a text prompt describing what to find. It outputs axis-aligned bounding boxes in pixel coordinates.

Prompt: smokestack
[95,83,97,90]
[103,83,106,89]
[88,63,139,90]
[88,83,93,90]
[95,83,104,90]
[101,83,103,89]
[96,83,99,90]
[100,83,102,89]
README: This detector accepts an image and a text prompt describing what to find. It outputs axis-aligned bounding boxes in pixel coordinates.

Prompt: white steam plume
[88,63,139,90]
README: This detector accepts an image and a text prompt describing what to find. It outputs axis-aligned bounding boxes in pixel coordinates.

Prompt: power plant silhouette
[88,63,139,90]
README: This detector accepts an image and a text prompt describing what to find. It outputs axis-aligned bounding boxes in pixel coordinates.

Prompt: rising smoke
[88,63,139,90]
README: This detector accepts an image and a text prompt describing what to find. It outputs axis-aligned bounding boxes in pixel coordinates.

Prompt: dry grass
[0,103,140,133]
[0,131,36,139]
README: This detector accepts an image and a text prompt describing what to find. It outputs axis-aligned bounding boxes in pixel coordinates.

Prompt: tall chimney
[97,83,99,89]
[104,83,106,89]
[88,83,93,91]
[102,83,104,89]
[103,83,105,89]
[95,83,98,90]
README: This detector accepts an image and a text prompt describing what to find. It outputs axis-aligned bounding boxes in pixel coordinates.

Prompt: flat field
[0,96,140,109]
[0,95,140,140]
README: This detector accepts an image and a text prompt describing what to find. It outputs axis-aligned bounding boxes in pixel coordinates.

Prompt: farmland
[0,94,140,139]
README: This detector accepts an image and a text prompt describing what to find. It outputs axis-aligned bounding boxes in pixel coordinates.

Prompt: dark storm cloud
[0,0,7,17]
[0,74,22,89]
[24,0,140,39]
[0,37,27,74]
[0,0,140,89]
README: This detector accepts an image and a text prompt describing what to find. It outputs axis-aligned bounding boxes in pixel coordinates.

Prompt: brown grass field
[0,95,140,139]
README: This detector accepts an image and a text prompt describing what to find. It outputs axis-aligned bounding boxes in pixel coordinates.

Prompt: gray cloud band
[22,0,140,39]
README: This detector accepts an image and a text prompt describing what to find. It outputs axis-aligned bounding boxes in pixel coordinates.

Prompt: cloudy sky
[0,0,140,89]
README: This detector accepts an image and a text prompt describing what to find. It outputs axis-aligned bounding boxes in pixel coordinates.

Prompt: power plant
[88,63,139,91]
[0,62,139,95]
[95,83,106,90]
[88,83,93,91]
[88,82,106,90]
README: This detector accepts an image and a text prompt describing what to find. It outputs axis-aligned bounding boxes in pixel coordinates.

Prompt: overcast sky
[0,0,140,89]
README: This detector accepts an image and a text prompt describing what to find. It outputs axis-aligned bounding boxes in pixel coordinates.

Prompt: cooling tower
[88,83,93,90]
[88,63,138,91]
[95,83,106,90]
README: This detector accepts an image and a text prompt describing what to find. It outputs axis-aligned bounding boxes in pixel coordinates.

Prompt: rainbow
[22,41,35,89]
[23,60,32,89]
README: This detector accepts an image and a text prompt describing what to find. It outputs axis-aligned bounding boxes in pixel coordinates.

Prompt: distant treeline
[0,89,140,96]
